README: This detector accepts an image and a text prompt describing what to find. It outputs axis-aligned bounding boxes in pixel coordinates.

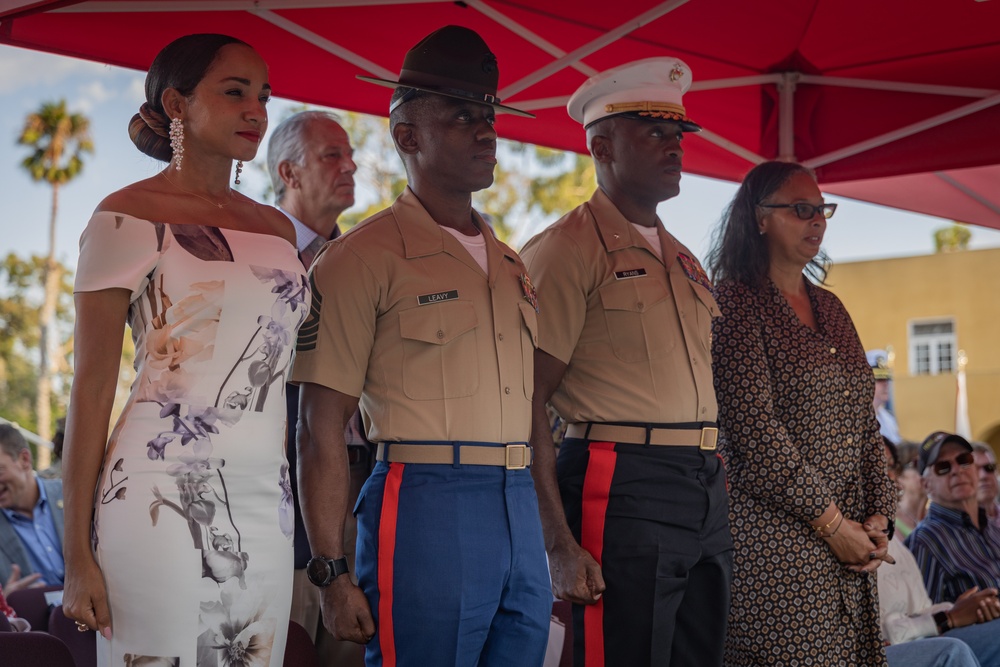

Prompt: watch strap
[307,555,350,587]
[933,610,951,635]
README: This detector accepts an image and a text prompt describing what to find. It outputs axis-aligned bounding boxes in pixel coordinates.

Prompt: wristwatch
[306,555,349,587]
[933,610,951,635]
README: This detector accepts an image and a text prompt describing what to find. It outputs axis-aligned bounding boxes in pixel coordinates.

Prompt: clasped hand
[548,540,605,605]
[825,516,892,573]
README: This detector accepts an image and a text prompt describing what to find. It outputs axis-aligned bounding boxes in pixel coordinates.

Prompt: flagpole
[956,349,972,439]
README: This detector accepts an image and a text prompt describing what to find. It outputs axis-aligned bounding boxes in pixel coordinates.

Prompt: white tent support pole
[804,92,1000,169]
[0,416,52,450]
[499,0,691,100]
[696,129,767,166]
[465,0,597,78]
[252,8,396,81]
[934,172,1000,217]
[58,0,451,12]
[514,95,571,111]
[778,71,798,162]
[798,74,996,99]
[689,74,782,92]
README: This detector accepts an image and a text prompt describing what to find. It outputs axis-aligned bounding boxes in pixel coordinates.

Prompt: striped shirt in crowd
[905,502,1000,603]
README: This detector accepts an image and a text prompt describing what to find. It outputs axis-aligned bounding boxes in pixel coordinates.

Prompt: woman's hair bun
[128,108,172,162]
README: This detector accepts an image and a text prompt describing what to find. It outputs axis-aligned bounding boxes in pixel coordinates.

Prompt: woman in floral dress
[61,34,308,666]
[706,161,896,666]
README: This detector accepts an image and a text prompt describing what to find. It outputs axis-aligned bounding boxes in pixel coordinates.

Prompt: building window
[909,319,956,376]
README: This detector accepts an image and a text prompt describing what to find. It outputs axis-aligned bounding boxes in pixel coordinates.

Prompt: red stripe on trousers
[580,442,617,667]
[378,463,404,667]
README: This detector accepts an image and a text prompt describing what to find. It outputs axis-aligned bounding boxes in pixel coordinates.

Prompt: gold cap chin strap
[604,101,688,116]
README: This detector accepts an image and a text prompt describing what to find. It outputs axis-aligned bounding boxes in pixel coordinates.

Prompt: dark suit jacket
[0,477,65,583]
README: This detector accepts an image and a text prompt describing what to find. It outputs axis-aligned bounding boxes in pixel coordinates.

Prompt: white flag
[956,364,972,439]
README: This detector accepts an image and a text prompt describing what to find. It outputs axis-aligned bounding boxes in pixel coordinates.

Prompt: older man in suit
[0,424,65,588]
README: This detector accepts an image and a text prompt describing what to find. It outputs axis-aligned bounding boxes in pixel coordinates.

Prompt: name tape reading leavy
[614,268,647,280]
[417,290,459,305]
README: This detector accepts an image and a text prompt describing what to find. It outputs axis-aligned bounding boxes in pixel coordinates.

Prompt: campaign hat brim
[357,74,535,118]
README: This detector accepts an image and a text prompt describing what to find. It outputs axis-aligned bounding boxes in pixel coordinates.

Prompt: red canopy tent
[3,0,999,227]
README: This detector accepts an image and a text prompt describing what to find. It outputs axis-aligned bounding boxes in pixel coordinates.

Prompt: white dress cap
[567,56,700,131]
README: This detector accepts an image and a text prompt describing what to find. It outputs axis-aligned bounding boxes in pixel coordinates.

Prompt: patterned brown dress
[711,278,895,666]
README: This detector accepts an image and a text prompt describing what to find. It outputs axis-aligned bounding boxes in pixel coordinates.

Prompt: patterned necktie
[299,235,327,269]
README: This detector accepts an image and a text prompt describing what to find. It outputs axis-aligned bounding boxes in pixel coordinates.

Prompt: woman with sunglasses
[706,161,896,666]
[895,441,929,539]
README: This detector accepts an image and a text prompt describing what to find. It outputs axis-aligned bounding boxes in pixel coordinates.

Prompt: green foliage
[17,99,94,185]
[933,223,972,253]
[0,253,75,433]
[529,153,596,217]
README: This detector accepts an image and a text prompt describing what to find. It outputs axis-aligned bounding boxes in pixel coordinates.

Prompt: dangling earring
[169,117,184,171]
[234,160,243,185]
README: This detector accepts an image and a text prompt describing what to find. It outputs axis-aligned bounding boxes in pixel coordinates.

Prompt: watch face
[307,557,332,586]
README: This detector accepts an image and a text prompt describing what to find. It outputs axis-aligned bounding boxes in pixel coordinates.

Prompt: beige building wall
[827,247,1000,451]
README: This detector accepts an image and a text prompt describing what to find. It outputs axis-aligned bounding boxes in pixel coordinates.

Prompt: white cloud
[75,80,115,112]
[0,45,110,94]
[127,77,145,100]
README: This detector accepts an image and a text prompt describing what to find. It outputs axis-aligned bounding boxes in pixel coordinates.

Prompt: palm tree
[17,100,94,462]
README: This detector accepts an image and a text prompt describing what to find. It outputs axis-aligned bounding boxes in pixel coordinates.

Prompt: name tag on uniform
[417,290,459,305]
[614,268,647,280]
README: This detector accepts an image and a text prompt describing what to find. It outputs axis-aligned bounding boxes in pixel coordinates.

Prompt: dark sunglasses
[978,462,998,474]
[932,451,975,476]
[760,202,838,220]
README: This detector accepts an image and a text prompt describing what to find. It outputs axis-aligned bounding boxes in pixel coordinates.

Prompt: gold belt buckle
[505,444,529,469]
[699,427,719,451]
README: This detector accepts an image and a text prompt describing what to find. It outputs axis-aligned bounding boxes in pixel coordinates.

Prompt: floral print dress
[711,278,895,667]
[75,212,309,667]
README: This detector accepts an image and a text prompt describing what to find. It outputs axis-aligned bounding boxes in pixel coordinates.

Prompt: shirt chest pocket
[598,279,676,363]
[398,300,480,400]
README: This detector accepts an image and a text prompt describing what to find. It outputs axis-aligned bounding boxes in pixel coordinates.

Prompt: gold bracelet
[823,514,845,538]
[814,510,841,535]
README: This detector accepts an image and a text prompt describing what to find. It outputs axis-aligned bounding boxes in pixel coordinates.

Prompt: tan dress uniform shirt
[520,188,718,425]
[291,187,537,444]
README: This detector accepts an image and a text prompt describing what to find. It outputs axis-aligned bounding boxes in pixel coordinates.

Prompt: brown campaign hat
[358,25,534,118]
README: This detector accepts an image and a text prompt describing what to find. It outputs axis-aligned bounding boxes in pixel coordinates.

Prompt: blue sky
[3,43,1000,272]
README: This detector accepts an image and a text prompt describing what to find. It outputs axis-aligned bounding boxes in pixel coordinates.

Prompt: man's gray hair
[0,423,30,461]
[973,441,997,462]
[267,110,343,203]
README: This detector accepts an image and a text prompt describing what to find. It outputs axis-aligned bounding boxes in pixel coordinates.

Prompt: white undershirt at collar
[441,225,488,273]
[631,222,663,261]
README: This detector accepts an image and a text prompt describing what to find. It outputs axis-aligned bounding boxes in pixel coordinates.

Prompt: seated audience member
[0,584,31,631]
[972,442,1000,531]
[907,432,1000,603]
[882,440,1000,667]
[896,440,928,539]
[0,424,65,586]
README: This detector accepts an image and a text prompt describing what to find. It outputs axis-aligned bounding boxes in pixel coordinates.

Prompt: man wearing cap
[520,58,731,666]
[292,25,551,667]
[868,349,902,444]
[907,431,1000,604]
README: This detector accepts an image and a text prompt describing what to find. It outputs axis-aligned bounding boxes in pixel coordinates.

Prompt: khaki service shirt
[290,187,538,444]
[520,188,719,425]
